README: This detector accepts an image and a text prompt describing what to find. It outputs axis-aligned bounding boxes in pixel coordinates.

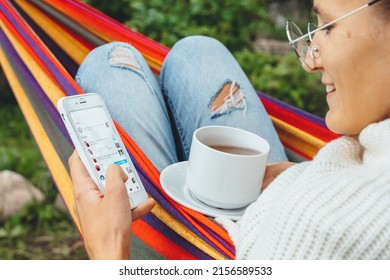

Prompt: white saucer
[160,161,246,221]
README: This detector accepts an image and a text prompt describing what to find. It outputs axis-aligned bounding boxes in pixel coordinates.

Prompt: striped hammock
[0,0,339,259]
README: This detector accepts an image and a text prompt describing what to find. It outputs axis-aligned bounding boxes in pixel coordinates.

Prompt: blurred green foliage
[235,51,326,116]
[0,202,87,259]
[86,0,284,50]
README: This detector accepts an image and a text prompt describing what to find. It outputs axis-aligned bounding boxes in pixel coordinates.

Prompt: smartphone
[57,93,148,209]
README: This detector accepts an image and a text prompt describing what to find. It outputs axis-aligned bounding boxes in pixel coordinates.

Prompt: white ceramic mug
[186,126,270,209]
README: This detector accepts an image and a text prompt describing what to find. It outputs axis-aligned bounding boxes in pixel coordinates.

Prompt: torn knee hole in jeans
[209,81,247,118]
[109,46,143,74]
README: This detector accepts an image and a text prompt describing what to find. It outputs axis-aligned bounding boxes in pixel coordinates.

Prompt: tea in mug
[208,145,261,156]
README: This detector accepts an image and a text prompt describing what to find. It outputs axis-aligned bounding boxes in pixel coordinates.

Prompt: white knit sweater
[217,119,390,259]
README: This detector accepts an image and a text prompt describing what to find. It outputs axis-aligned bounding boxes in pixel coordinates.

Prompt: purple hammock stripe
[132,158,232,258]
[258,91,327,128]
[143,213,213,260]
[0,2,79,96]
[135,165,233,259]
[0,20,232,258]
[198,221,235,253]
[0,28,70,144]
[14,3,80,78]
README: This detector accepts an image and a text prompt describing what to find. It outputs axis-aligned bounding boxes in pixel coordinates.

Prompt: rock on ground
[0,170,44,220]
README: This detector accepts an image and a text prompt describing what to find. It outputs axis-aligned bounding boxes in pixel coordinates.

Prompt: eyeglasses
[286,0,382,70]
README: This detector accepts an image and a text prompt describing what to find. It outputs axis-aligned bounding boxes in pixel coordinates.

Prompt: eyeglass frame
[286,0,382,69]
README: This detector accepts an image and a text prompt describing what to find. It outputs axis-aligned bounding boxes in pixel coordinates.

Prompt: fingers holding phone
[59,94,154,259]
[57,93,148,209]
[69,150,100,199]
[68,149,155,259]
[70,149,154,219]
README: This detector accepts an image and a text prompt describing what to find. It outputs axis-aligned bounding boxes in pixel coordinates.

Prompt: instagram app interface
[69,106,142,195]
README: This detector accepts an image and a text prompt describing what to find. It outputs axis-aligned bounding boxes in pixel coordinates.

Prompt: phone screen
[68,105,142,194]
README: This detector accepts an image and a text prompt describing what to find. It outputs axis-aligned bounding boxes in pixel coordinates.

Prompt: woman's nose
[303,44,321,72]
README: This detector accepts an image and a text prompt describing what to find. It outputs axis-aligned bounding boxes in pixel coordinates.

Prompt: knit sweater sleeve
[217,119,390,259]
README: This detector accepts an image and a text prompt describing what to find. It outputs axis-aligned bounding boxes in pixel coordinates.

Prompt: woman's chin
[325,111,345,135]
[325,112,363,136]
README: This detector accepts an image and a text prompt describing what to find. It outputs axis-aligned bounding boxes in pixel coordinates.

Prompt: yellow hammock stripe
[16,0,90,65]
[271,116,326,159]
[0,20,66,106]
[151,203,228,260]
[0,47,81,233]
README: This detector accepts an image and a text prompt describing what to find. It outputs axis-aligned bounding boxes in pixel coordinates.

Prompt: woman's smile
[325,84,336,101]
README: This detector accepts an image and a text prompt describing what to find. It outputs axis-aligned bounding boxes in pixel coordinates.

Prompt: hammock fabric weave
[0,0,339,260]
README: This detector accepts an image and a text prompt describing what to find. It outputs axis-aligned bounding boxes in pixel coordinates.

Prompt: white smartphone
[57,93,148,209]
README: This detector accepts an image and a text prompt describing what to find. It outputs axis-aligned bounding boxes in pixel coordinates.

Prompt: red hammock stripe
[44,0,169,63]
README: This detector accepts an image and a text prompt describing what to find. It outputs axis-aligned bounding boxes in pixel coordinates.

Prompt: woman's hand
[69,150,155,259]
[262,161,295,190]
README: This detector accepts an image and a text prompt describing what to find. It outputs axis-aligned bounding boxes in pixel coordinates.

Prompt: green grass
[0,107,49,188]
[0,203,88,260]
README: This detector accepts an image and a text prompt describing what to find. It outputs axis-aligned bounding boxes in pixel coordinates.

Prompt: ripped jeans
[75,36,287,172]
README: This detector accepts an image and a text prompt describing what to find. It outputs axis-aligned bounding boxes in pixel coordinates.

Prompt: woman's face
[310,0,390,135]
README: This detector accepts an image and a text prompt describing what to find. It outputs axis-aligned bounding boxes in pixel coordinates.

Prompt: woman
[69,0,390,259]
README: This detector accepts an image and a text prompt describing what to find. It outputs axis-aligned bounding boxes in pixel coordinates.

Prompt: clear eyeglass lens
[287,21,309,64]
[308,22,318,41]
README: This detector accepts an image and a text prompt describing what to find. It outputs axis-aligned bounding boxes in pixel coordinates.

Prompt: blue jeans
[75,36,287,172]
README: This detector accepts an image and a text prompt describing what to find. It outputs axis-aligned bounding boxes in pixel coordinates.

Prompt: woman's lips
[326,85,336,101]
[326,85,336,94]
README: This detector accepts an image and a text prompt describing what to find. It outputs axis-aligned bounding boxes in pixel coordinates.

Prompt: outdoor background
[0,0,323,259]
